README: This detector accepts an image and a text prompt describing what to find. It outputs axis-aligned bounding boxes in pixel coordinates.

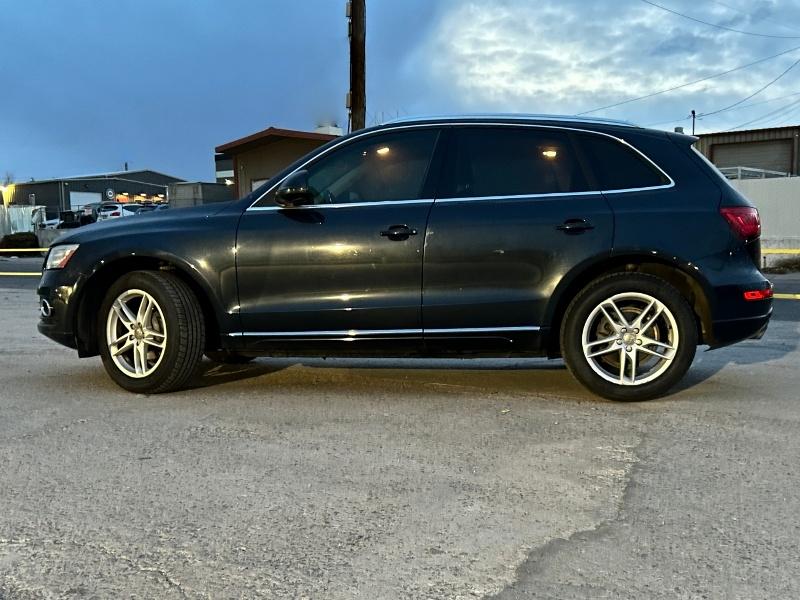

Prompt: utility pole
[691,110,696,135]
[347,0,366,132]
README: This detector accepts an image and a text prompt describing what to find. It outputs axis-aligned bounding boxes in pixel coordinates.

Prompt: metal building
[696,125,800,176]
[5,170,184,218]
[167,182,234,208]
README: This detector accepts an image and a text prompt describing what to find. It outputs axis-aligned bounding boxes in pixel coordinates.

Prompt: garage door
[69,191,102,210]
[712,140,793,173]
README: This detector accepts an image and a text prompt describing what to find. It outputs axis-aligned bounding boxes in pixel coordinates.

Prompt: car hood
[54,202,237,246]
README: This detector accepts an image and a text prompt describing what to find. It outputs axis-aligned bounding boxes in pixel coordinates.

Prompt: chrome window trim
[227,326,541,338]
[245,122,675,211]
[247,198,433,212]
[436,190,603,204]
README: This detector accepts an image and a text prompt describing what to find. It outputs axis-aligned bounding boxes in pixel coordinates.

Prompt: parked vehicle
[96,203,141,221]
[37,115,772,399]
[81,202,103,220]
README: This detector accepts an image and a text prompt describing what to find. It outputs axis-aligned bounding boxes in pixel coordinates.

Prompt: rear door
[422,125,614,339]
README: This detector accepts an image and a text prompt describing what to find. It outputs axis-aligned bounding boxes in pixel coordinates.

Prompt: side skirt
[219,327,549,359]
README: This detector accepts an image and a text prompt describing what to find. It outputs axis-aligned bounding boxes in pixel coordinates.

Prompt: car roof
[385,113,639,129]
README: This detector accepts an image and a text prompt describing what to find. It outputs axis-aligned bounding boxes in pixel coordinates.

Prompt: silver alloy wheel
[106,289,167,378]
[581,292,679,386]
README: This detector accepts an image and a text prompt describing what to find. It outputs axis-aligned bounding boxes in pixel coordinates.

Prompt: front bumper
[37,269,83,351]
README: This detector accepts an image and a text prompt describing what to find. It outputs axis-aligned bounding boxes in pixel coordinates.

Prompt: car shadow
[188,360,291,389]
[670,319,798,393]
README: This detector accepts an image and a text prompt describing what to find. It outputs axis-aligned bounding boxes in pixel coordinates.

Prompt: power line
[699,56,800,117]
[727,96,800,131]
[644,91,800,128]
[578,44,800,115]
[702,0,800,36]
[644,115,692,127]
[638,0,800,39]
[722,90,800,111]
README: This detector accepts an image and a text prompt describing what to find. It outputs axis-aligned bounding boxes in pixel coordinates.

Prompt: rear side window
[440,127,591,198]
[576,134,669,190]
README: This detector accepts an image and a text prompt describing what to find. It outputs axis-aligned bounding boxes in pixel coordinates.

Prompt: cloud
[406,0,800,132]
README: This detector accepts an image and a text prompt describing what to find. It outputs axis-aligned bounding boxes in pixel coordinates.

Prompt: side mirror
[275,170,314,207]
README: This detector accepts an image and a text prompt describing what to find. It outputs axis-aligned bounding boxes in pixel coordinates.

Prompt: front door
[235,128,442,342]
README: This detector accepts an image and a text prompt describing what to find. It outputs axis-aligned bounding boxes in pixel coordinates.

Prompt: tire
[560,273,698,401]
[98,270,205,393]
[205,350,255,365]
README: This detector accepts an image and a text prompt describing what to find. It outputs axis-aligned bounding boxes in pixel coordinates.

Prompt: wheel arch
[73,253,224,357]
[544,251,715,356]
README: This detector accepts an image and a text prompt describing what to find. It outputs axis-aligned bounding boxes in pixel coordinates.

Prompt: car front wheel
[561,273,698,401]
[98,270,205,393]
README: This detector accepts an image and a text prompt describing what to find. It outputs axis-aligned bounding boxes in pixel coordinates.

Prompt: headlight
[45,244,80,269]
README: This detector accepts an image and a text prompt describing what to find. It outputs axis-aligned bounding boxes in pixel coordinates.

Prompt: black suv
[38,115,772,400]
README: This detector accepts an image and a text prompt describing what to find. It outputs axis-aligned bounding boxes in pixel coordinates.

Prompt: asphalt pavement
[1,264,799,599]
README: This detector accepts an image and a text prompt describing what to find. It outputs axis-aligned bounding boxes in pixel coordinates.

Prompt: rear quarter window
[576,133,670,191]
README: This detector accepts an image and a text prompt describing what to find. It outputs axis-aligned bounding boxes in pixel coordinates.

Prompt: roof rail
[386,113,640,128]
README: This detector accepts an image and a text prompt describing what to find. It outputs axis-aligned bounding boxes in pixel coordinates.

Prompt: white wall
[731,177,800,248]
[0,205,41,236]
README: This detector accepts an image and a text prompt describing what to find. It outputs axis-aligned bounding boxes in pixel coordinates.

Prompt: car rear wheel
[561,273,697,401]
[99,270,205,393]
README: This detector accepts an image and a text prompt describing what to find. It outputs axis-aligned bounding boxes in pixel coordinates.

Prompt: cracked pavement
[1,285,799,599]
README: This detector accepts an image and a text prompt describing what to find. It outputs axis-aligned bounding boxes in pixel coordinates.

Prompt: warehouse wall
[697,127,800,175]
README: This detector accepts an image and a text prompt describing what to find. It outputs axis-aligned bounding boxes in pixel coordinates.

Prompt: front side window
[297,129,439,205]
[440,127,591,198]
[576,133,670,190]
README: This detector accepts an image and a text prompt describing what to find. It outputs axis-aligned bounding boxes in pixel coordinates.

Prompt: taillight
[111,211,120,216]
[743,288,773,301]
[720,206,760,240]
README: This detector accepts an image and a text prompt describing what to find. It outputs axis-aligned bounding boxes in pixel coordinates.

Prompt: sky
[3,0,800,182]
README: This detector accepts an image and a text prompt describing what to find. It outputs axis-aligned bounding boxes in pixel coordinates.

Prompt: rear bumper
[710,309,772,349]
[704,265,773,348]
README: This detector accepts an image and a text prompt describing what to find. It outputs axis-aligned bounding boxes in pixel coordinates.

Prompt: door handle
[380,225,418,241]
[556,218,594,233]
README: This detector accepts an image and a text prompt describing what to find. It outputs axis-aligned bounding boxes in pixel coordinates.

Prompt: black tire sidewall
[561,273,698,401]
[98,271,198,393]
